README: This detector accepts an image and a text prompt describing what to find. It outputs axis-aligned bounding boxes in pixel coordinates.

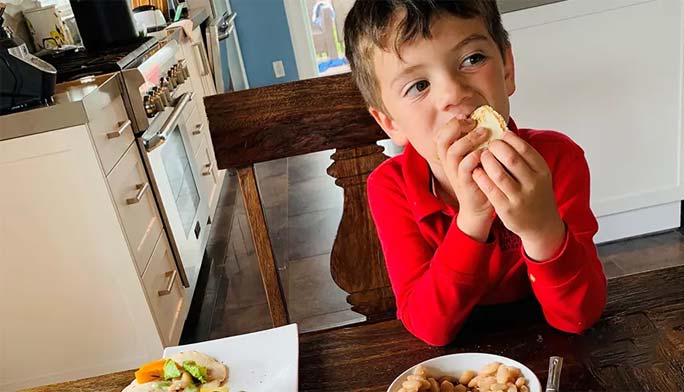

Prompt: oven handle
[145,92,194,152]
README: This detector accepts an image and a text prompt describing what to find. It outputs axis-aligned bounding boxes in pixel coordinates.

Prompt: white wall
[503,0,684,242]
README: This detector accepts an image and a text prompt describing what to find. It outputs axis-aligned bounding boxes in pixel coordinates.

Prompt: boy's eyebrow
[390,34,490,90]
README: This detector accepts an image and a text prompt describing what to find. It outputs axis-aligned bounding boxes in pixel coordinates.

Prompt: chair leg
[237,165,289,327]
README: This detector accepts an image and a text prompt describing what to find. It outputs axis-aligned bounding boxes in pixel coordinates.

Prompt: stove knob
[160,86,172,106]
[181,63,190,80]
[175,66,186,84]
[161,76,175,93]
[151,94,164,113]
[144,95,157,118]
[160,91,171,107]
[166,71,177,89]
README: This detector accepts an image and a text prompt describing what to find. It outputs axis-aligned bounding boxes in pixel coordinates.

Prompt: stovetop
[39,37,159,83]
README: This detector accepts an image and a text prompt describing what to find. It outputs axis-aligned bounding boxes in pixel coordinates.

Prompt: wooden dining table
[23,265,684,392]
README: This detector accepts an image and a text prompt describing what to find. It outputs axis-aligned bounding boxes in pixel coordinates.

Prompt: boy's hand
[434,116,495,242]
[472,131,566,260]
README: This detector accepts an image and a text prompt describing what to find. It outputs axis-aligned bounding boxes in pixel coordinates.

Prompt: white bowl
[387,353,542,392]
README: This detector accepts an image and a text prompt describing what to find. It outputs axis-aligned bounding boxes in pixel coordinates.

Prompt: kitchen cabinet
[0,125,184,390]
[0,80,190,389]
[107,142,164,274]
[503,0,683,242]
[82,71,135,175]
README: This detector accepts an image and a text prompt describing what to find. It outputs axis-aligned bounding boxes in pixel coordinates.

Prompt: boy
[343,0,607,346]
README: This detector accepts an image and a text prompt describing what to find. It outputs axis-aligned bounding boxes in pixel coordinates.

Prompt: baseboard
[595,202,681,244]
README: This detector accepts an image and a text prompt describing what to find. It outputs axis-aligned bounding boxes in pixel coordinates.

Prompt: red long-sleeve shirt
[367,120,607,346]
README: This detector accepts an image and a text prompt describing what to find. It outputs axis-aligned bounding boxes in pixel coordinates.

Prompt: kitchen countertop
[0,73,119,142]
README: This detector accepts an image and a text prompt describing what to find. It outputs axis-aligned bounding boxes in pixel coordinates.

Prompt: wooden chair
[205,73,396,327]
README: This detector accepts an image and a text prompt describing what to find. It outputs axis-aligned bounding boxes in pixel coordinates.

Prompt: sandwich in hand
[470,104,508,150]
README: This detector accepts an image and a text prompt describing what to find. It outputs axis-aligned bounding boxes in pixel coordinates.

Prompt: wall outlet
[272,60,285,78]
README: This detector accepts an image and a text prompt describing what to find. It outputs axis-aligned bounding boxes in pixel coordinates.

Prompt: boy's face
[368,13,516,165]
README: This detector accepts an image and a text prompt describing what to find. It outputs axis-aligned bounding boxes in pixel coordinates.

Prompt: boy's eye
[405,80,430,97]
[462,53,486,68]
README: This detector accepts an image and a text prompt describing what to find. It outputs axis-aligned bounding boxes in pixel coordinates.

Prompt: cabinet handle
[158,270,178,296]
[192,42,210,76]
[126,182,150,205]
[192,123,204,135]
[106,120,131,139]
[202,162,214,176]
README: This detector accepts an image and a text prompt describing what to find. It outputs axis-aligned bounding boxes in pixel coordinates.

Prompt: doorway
[283,0,352,80]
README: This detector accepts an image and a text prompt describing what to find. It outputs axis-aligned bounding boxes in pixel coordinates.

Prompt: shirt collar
[401,117,519,221]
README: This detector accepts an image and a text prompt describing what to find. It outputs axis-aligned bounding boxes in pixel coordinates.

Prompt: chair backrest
[205,73,396,327]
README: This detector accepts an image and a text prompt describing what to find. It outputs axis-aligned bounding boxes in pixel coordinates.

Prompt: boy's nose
[437,74,472,115]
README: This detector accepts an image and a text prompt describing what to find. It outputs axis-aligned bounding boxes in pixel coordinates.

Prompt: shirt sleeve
[523,149,607,333]
[367,167,495,346]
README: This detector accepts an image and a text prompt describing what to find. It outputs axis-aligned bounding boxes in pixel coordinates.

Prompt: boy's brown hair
[344,0,510,112]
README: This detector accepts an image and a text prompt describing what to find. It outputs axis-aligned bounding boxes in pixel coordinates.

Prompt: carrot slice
[134,359,166,384]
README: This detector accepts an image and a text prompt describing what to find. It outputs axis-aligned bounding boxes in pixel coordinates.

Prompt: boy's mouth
[449,103,488,121]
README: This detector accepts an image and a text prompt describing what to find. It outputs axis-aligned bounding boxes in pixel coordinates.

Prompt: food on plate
[470,105,508,150]
[122,351,228,392]
[397,361,530,392]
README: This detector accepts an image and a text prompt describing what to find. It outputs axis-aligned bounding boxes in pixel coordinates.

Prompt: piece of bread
[470,105,508,150]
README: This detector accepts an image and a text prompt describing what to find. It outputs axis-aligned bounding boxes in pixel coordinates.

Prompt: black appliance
[69,0,139,51]
[39,36,158,83]
[0,2,57,114]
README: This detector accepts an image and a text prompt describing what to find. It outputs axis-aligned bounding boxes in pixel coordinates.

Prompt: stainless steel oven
[122,38,209,291]
[139,90,208,288]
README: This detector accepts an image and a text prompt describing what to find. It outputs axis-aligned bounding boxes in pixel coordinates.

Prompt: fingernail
[475,127,486,135]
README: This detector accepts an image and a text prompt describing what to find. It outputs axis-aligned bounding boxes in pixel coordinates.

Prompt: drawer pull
[192,123,204,135]
[106,120,132,139]
[202,162,214,176]
[158,270,178,296]
[126,182,150,205]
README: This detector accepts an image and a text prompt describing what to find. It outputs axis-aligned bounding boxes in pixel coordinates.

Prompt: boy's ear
[504,46,516,97]
[368,106,409,146]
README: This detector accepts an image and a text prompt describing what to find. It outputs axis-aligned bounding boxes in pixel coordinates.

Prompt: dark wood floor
[180,151,684,344]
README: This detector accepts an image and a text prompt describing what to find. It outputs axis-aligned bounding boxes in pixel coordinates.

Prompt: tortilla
[122,351,228,392]
[121,380,168,392]
[169,351,228,386]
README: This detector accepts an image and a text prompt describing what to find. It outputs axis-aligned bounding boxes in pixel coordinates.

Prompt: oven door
[139,91,209,289]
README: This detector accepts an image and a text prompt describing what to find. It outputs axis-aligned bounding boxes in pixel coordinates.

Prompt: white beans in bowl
[387,353,542,392]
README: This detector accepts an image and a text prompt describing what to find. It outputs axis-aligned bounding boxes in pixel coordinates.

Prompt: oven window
[162,126,200,235]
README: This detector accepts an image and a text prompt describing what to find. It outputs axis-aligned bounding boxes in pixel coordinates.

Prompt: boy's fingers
[457,149,484,180]
[472,167,508,208]
[487,139,535,184]
[445,126,489,164]
[480,149,519,199]
[501,131,547,172]
[434,118,477,160]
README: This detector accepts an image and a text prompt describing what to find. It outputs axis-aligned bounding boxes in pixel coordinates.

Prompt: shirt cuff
[523,228,587,287]
[433,219,495,280]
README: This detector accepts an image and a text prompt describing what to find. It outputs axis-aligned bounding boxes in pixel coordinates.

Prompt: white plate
[387,353,542,392]
[162,323,299,392]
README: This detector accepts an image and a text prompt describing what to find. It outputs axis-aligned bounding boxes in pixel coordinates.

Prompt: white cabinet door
[503,0,684,241]
[0,126,162,390]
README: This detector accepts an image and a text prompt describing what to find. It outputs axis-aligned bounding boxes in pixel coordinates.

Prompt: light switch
[273,60,285,78]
